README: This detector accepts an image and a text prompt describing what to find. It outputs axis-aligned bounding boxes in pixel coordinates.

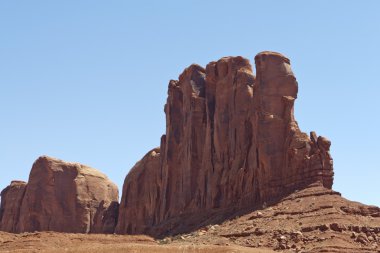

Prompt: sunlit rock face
[115,51,334,236]
[0,156,119,234]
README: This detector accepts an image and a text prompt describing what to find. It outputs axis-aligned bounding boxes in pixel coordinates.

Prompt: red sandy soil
[0,232,272,252]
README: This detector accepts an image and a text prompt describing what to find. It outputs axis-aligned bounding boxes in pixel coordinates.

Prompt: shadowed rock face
[0,156,119,234]
[116,51,334,236]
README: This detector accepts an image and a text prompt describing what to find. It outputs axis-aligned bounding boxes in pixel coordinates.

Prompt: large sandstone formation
[0,156,119,234]
[116,51,334,236]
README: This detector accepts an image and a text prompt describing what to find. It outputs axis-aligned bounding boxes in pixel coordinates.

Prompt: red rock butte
[2,51,380,253]
[115,51,334,236]
[0,51,334,238]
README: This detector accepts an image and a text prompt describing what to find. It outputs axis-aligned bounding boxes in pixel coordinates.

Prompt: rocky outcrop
[0,156,119,234]
[116,148,161,234]
[116,51,334,236]
[0,181,27,232]
[174,183,380,253]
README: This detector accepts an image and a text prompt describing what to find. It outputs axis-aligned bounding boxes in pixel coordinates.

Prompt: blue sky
[0,1,379,206]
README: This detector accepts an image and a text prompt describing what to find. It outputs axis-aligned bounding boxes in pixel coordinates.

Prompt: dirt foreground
[1,185,379,253]
[0,231,273,253]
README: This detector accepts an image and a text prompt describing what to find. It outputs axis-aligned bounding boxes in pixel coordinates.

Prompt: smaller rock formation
[0,181,27,232]
[0,156,119,234]
[116,148,161,234]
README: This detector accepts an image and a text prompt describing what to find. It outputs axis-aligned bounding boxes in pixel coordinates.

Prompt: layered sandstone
[116,51,334,236]
[170,183,380,252]
[0,156,119,234]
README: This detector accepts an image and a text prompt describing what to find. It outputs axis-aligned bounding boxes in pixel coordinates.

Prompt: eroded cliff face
[116,51,334,236]
[0,156,119,234]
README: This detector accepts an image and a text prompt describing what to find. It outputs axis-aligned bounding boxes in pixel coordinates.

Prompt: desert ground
[1,184,379,253]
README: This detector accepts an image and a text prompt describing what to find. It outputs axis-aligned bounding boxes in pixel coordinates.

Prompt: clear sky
[0,1,379,206]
